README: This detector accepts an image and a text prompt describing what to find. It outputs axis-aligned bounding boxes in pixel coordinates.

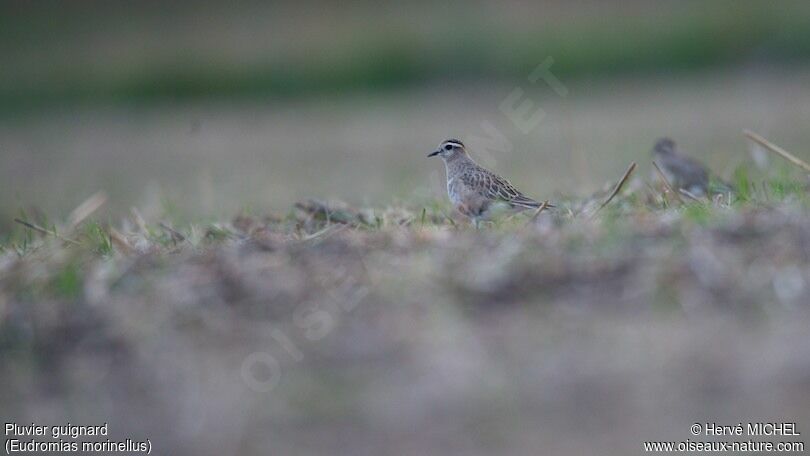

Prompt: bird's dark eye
[444,144,453,151]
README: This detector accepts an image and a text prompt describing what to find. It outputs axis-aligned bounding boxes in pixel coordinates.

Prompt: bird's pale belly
[446,178,463,206]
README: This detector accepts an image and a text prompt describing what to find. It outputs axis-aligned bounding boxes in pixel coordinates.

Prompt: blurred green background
[2,0,810,231]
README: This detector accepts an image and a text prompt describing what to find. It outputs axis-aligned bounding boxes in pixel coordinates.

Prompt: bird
[427,138,553,228]
[651,137,731,197]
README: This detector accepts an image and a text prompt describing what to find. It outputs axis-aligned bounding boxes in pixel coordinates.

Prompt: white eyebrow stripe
[441,141,464,148]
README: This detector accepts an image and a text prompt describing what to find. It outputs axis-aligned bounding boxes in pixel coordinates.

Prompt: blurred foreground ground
[2,198,810,455]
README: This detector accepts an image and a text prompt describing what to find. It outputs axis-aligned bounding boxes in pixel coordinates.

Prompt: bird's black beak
[427,149,441,157]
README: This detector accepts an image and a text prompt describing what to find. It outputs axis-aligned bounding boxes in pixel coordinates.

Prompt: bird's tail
[514,198,555,210]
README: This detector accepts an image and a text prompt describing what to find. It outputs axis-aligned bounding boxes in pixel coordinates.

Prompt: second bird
[428,139,553,228]
[652,137,723,197]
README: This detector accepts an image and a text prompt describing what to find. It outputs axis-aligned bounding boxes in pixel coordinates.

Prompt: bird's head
[428,139,467,160]
[652,137,676,155]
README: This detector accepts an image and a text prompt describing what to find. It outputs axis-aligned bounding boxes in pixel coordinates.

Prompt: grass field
[3,68,810,234]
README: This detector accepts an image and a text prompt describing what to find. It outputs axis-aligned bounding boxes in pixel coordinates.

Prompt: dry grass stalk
[108,227,135,255]
[643,182,661,202]
[530,200,552,222]
[300,224,348,243]
[130,208,149,234]
[159,222,186,243]
[678,189,703,203]
[591,162,637,217]
[68,191,108,229]
[14,218,81,245]
[652,161,685,205]
[744,129,810,174]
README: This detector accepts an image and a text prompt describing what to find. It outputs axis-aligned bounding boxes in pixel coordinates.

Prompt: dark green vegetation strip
[2,2,810,112]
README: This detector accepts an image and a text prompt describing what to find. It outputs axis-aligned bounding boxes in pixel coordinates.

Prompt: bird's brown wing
[461,168,543,209]
[660,153,710,189]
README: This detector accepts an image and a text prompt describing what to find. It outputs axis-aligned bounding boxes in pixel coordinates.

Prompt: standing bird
[427,139,553,227]
[652,137,719,197]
